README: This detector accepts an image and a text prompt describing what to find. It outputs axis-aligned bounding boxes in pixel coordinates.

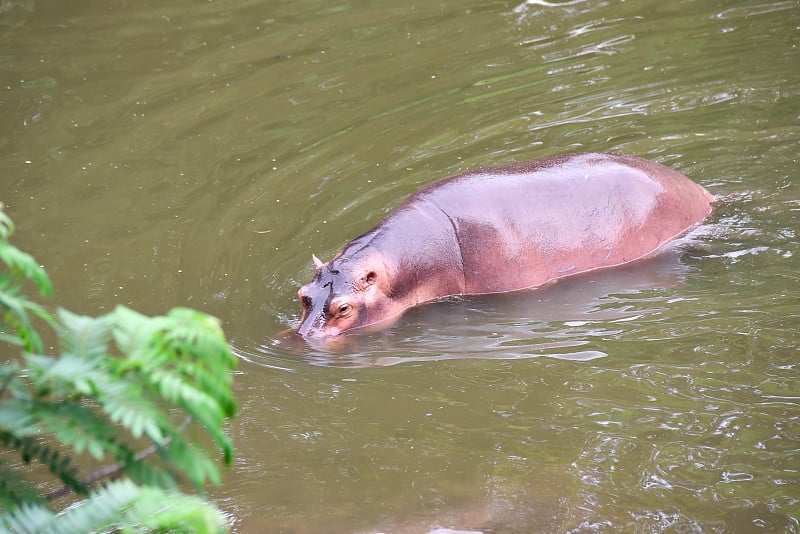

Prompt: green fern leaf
[108,306,163,357]
[120,485,229,534]
[56,309,111,361]
[175,361,237,418]
[161,437,222,489]
[0,479,228,534]
[0,400,36,438]
[52,478,143,534]
[1,290,45,354]
[0,501,55,533]
[23,353,97,397]
[0,458,45,510]
[150,368,223,423]
[0,331,24,347]
[164,308,237,368]
[0,240,53,298]
[31,399,123,465]
[97,380,170,442]
[0,210,13,241]
[124,457,179,491]
[0,362,20,395]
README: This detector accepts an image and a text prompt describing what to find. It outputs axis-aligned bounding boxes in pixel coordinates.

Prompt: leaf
[0,400,37,437]
[0,362,19,395]
[0,210,14,241]
[53,478,142,534]
[165,308,237,369]
[124,457,179,492]
[0,457,45,510]
[1,288,46,353]
[108,306,162,357]
[121,485,229,534]
[0,478,228,534]
[0,501,55,533]
[10,479,228,534]
[56,308,111,361]
[0,331,24,347]
[32,400,123,466]
[99,382,169,442]
[0,240,52,297]
[162,437,222,489]
[176,360,237,418]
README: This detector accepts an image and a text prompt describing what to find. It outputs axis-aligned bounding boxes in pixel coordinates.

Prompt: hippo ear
[312,254,324,270]
[354,270,378,292]
[358,269,392,294]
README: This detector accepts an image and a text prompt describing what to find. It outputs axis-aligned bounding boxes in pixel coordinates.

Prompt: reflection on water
[2,0,799,531]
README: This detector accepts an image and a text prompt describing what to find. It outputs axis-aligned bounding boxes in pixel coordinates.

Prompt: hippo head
[296,254,393,339]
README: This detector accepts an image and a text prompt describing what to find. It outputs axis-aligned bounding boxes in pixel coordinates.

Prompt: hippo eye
[336,303,351,316]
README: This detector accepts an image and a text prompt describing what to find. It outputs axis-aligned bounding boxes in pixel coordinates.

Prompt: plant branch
[0,371,14,398]
[46,417,193,501]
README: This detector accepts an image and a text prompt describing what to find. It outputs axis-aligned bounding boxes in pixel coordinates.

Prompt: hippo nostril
[298,310,326,338]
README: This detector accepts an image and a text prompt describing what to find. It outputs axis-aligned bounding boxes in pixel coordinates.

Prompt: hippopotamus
[297,152,714,339]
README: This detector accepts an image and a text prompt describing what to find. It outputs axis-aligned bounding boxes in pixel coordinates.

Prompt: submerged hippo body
[297,153,714,339]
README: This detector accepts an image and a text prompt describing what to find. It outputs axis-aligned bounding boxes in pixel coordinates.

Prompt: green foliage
[0,211,53,355]
[0,478,229,534]
[0,208,238,533]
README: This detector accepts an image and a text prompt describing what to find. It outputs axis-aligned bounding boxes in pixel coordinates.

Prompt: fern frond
[0,240,53,298]
[29,399,125,462]
[0,429,86,497]
[0,400,36,437]
[108,306,165,361]
[150,368,224,423]
[1,288,46,354]
[0,331,25,347]
[164,307,237,368]
[0,479,228,534]
[119,484,229,534]
[123,456,179,491]
[0,362,18,396]
[145,368,234,465]
[56,308,111,361]
[0,210,13,241]
[23,353,98,398]
[0,501,55,533]
[161,437,222,489]
[97,379,172,443]
[158,379,233,464]
[0,457,45,510]
[175,360,237,418]
[54,478,142,534]
[103,305,237,465]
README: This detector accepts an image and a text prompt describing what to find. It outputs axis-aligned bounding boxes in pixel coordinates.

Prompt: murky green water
[2,0,799,531]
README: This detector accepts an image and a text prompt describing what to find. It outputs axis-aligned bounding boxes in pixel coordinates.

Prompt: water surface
[2,0,798,531]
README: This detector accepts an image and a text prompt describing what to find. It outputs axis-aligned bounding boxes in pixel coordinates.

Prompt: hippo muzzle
[296,258,373,338]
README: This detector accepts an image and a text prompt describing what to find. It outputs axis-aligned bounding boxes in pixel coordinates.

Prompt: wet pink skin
[297,153,715,339]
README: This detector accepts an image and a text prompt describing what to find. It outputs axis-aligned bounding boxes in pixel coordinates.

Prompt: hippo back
[405,153,714,294]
